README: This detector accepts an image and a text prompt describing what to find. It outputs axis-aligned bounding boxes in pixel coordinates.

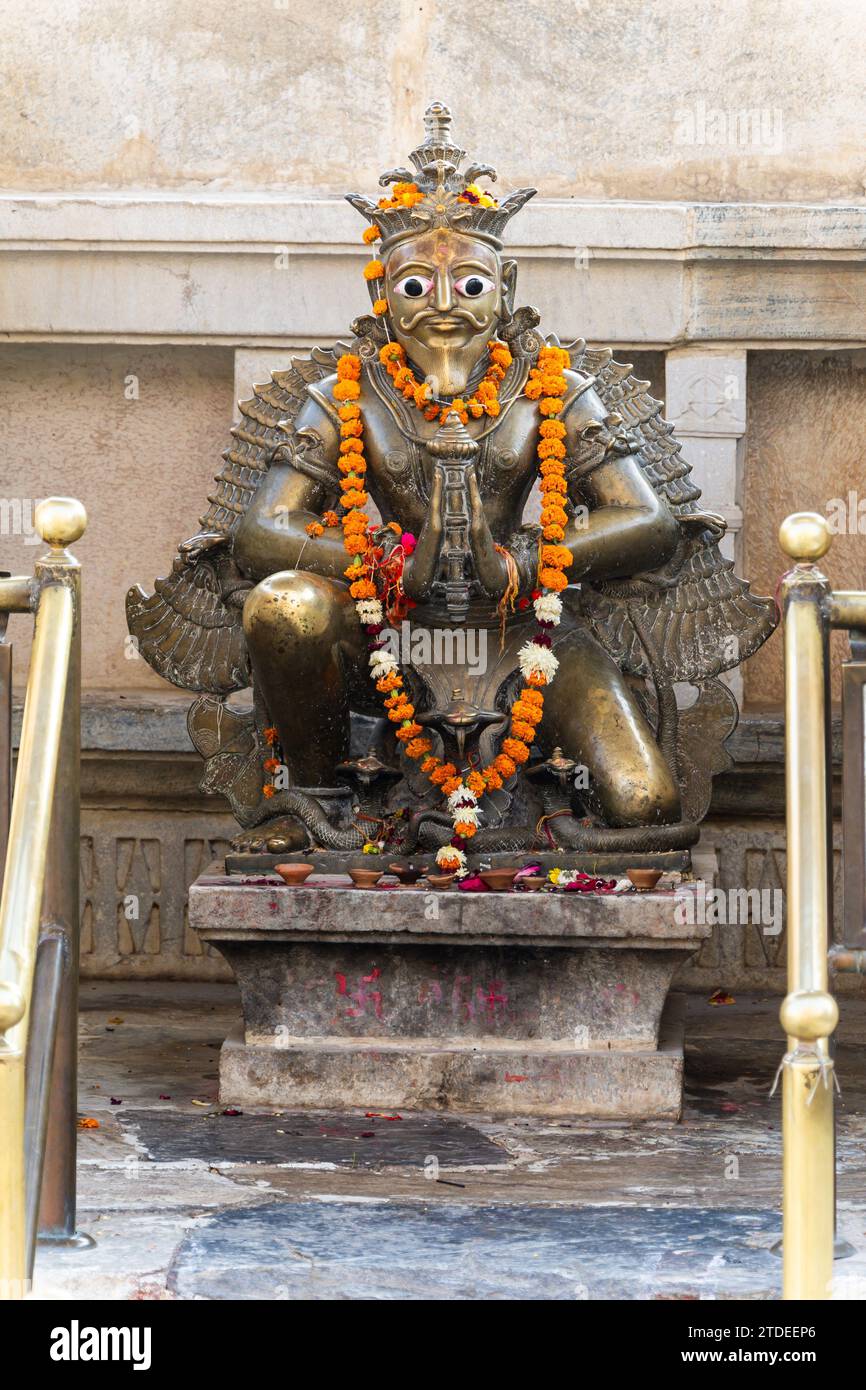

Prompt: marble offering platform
[189,868,710,1120]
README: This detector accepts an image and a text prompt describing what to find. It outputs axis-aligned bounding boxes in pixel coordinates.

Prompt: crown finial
[423,102,452,144]
[345,103,536,249]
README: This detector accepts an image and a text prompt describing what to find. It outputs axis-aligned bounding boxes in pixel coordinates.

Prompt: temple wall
[2,0,865,986]
[0,345,233,686]
[743,351,866,706]
[1,0,864,204]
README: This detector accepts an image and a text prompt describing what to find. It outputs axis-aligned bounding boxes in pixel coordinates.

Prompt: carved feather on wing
[126,349,339,694]
[201,348,340,539]
[571,344,778,684]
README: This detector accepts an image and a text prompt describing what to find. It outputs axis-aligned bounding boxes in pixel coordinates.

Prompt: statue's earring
[501,259,518,325]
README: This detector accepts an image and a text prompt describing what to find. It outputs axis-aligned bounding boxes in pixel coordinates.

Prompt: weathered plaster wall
[743,350,866,705]
[1,0,864,202]
[0,344,233,688]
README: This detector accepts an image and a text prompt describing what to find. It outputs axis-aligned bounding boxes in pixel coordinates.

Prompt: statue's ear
[501,259,517,322]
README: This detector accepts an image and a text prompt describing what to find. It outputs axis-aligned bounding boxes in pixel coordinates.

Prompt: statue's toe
[231,816,310,855]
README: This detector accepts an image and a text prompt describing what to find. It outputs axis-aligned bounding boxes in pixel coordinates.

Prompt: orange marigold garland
[517,344,572,701]
[378,339,511,425]
[317,329,571,873]
[261,726,282,798]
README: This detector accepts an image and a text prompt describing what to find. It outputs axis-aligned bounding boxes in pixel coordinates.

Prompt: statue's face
[384,229,504,398]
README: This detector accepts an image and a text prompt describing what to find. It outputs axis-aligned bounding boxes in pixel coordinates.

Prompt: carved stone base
[189,866,709,1119]
[217,997,688,1119]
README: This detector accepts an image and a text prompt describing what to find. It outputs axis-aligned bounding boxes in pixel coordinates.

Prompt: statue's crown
[346,102,536,251]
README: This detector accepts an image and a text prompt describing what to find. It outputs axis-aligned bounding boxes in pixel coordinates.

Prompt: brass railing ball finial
[780,989,839,1042]
[35,496,87,551]
[778,511,831,565]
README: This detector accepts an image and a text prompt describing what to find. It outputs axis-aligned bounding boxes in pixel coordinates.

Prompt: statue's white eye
[454,274,495,297]
[393,274,434,298]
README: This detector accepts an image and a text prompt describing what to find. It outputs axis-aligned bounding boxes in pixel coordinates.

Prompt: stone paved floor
[29,981,866,1300]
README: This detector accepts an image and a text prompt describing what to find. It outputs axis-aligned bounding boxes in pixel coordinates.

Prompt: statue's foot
[231,816,310,855]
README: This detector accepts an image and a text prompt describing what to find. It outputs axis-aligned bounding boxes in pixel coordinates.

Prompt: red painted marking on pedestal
[334,969,384,1020]
[477,981,508,1018]
[451,976,475,1020]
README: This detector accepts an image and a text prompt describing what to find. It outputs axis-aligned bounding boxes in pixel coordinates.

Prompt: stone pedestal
[189,869,709,1120]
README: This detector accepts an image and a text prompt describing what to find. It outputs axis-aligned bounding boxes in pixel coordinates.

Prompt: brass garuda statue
[128,103,776,868]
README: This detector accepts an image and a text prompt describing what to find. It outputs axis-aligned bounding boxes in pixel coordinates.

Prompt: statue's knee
[243,570,345,648]
[636,772,681,826]
[596,758,681,827]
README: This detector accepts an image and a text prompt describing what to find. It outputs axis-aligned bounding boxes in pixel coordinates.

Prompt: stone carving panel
[79,809,235,979]
[680,821,846,993]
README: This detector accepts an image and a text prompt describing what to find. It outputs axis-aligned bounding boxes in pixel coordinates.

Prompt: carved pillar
[665,349,747,702]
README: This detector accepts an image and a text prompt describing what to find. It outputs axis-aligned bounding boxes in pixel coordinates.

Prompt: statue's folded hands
[401,465,443,599]
[466,465,511,597]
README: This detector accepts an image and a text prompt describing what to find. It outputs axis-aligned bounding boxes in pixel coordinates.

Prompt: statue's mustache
[398,304,491,333]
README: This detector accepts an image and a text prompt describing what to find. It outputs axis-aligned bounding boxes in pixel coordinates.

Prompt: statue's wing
[198,347,340,541]
[571,344,778,684]
[126,348,340,694]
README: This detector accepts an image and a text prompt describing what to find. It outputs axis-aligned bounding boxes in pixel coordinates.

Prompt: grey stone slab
[167,1199,782,1300]
[118,1107,508,1169]
[725,713,841,768]
[220,1038,686,1121]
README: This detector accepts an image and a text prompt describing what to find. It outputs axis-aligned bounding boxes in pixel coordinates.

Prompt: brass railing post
[32,499,90,1255]
[778,512,839,1301]
[0,620,10,888]
[0,1046,25,1298]
[0,574,33,1298]
[0,498,86,1298]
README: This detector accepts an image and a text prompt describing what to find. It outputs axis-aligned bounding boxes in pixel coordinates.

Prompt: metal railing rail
[0,498,87,1299]
[778,510,866,1300]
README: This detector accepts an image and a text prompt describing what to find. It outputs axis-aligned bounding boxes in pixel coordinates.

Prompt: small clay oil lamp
[479,868,519,891]
[348,867,383,889]
[626,867,663,892]
[274,863,316,886]
[388,862,425,885]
